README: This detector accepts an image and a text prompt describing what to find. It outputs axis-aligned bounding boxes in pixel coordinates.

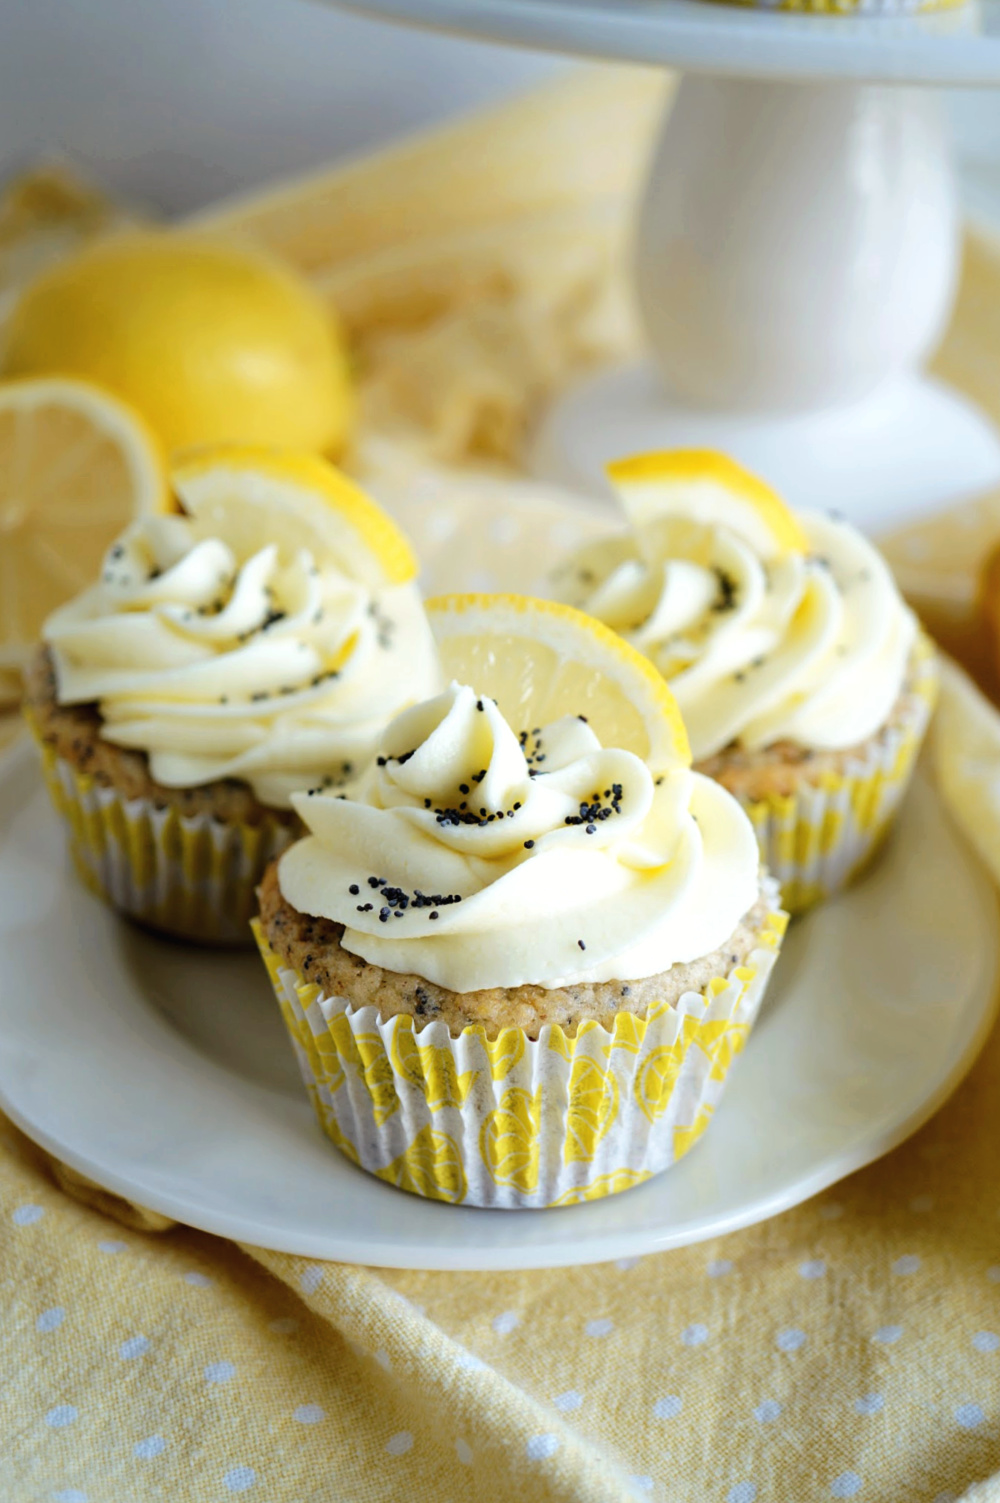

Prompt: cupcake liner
[28,724,294,946]
[252,889,788,1210]
[713,0,962,14]
[728,636,938,916]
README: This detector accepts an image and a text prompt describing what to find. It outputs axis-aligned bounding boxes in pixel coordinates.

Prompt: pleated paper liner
[728,635,938,916]
[26,718,294,946]
[253,887,788,1210]
[712,0,962,12]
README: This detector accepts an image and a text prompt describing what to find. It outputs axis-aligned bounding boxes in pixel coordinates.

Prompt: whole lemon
[2,229,353,456]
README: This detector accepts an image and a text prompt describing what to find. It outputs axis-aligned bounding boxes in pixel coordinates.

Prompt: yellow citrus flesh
[2,229,354,457]
[0,375,167,669]
[171,445,418,589]
[607,449,808,559]
[425,593,691,773]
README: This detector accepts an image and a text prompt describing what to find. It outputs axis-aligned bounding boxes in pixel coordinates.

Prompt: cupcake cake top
[555,450,917,763]
[42,449,441,807]
[277,594,760,992]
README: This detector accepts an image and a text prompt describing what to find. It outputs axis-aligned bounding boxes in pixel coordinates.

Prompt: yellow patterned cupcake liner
[252,884,788,1210]
[733,635,938,916]
[27,720,294,946]
[711,0,963,14]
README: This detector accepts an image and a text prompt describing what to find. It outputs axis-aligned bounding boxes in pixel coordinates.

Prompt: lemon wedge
[425,592,691,773]
[607,449,808,560]
[0,375,167,669]
[171,446,417,589]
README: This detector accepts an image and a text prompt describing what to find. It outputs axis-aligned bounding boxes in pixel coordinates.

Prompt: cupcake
[24,446,440,944]
[553,449,937,914]
[254,594,787,1209]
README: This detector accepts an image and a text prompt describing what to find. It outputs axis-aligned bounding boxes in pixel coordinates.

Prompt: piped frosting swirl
[557,510,917,762]
[278,680,760,991]
[43,511,440,807]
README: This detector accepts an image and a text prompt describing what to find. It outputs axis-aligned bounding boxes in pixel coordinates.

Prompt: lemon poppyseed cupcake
[553,450,937,914]
[253,594,787,1209]
[24,446,440,944]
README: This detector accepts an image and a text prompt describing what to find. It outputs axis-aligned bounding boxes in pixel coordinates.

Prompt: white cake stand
[333,0,1000,530]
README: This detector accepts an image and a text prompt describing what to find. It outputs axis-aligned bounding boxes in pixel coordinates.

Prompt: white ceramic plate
[2,481,997,1269]
[0,743,996,1268]
[335,0,1000,86]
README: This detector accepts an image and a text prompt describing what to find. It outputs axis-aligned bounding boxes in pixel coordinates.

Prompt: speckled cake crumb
[23,645,299,828]
[695,641,932,800]
[257,860,777,1040]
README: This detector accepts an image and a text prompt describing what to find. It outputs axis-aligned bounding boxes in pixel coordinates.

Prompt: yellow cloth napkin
[7,67,1000,1503]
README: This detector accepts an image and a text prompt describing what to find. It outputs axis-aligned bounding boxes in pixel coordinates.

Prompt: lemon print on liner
[390,1021,478,1112]
[375,1125,467,1205]
[551,1169,653,1207]
[480,1088,542,1194]
[564,1056,619,1165]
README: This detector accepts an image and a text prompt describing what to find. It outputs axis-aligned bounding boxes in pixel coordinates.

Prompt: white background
[0,0,996,219]
[0,0,562,215]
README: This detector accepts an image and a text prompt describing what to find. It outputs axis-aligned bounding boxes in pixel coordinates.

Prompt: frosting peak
[43,511,441,807]
[278,681,760,991]
[558,510,917,761]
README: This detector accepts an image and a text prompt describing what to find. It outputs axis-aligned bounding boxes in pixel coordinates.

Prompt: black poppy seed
[586,824,596,834]
[349,884,359,895]
[476,699,484,711]
[429,911,439,921]
[379,907,391,923]
[577,714,588,722]
[367,877,380,889]
[459,783,470,795]
[377,756,387,767]
[424,798,431,808]
[524,839,535,849]
[577,940,586,951]
[513,802,521,811]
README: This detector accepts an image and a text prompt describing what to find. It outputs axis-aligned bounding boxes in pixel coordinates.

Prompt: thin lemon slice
[607,449,808,560]
[171,445,417,589]
[426,593,691,772]
[0,375,167,669]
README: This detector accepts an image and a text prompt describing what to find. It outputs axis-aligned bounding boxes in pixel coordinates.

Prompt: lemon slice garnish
[0,375,167,669]
[171,445,418,589]
[607,449,808,560]
[425,592,691,773]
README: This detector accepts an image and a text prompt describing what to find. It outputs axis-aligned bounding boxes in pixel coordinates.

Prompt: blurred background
[0,0,563,214]
[2,0,996,223]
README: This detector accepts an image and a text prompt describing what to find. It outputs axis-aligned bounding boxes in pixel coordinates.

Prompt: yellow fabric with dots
[8,66,1000,1503]
[4,1037,1000,1503]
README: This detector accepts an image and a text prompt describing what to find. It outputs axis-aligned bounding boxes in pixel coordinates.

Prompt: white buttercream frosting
[43,512,441,807]
[277,681,760,992]
[557,511,917,761]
